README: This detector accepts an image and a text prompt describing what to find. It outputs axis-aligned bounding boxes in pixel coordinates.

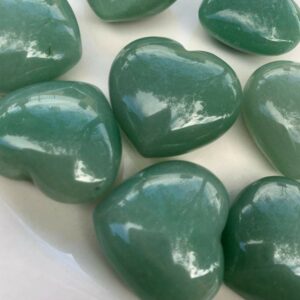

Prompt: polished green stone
[109,37,242,157]
[94,161,229,300]
[243,61,300,179]
[199,0,300,55]
[0,0,82,93]
[223,176,300,300]
[0,81,121,203]
[87,0,176,22]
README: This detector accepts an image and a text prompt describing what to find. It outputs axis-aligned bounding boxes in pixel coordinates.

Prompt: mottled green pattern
[0,0,82,93]
[0,81,121,203]
[94,161,229,300]
[88,0,176,22]
[199,0,300,55]
[243,61,300,179]
[110,37,242,157]
[223,177,300,300]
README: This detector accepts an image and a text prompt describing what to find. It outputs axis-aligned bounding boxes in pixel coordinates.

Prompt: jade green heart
[199,0,300,55]
[0,81,121,203]
[223,176,300,300]
[87,0,176,22]
[94,161,229,300]
[0,0,82,93]
[109,37,242,157]
[243,61,300,179]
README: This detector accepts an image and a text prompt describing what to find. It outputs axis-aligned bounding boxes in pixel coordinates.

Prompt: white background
[1,0,300,299]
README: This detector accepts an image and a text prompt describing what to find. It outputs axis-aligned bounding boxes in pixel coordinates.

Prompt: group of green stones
[1,0,300,299]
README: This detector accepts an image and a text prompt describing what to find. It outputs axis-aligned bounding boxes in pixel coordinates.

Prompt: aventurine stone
[0,0,82,93]
[109,37,242,157]
[243,61,300,179]
[0,81,121,203]
[94,161,229,300]
[199,0,300,55]
[223,176,300,300]
[87,0,176,22]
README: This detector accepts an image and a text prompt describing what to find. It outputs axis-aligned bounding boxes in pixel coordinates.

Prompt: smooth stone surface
[0,81,121,203]
[199,0,300,55]
[0,0,82,93]
[243,61,300,179]
[110,37,242,157]
[223,176,300,300]
[94,161,229,300]
[87,0,176,22]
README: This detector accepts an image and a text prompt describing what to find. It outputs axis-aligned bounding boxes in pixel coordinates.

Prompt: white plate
[1,0,300,299]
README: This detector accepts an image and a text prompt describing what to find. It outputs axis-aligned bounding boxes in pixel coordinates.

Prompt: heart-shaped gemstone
[94,160,229,300]
[0,81,121,203]
[243,61,300,179]
[0,0,82,93]
[199,0,300,55]
[223,176,300,300]
[87,0,176,22]
[109,37,242,157]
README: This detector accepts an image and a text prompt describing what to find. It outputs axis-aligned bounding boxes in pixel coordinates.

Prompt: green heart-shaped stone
[223,176,300,300]
[109,37,242,157]
[0,0,82,93]
[199,0,300,55]
[87,0,176,22]
[94,160,229,300]
[0,81,121,203]
[243,61,300,179]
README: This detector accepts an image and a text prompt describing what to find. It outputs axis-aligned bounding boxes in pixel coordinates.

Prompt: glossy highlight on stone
[243,61,300,179]
[223,176,300,300]
[87,0,176,22]
[199,0,300,55]
[0,81,121,203]
[0,0,82,93]
[94,161,229,300]
[110,37,242,157]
